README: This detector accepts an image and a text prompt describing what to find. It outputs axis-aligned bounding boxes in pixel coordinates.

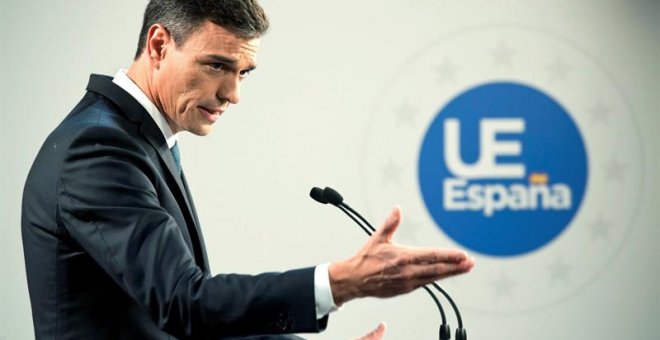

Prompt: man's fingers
[366,264,473,298]
[374,206,402,242]
[413,260,474,280]
[354,322,387,340]
[382,261,474,286]
[408,248,470,265]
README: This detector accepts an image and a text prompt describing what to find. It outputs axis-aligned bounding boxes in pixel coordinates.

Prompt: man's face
[152,21,260,136]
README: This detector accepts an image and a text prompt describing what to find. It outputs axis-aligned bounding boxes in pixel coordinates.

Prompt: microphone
[311,187,374,236]
[310,186,467,340]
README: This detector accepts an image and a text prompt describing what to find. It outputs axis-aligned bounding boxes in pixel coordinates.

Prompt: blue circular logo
[419,82,588,256]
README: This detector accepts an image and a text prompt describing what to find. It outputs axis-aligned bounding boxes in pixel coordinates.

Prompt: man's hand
[329,206,475,305]
[353,323,386,340]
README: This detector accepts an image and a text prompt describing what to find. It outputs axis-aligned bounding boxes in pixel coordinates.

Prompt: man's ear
[145,24,172,69]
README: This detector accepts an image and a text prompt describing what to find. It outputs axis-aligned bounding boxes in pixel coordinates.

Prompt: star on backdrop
[546,57,572,82]
[589,99,613,125]
[602,156,628,182]
[589,213,613,241]
[435,57,460,85]
[491,41,515,68]
[548,258,572,284]
[394,101,419,127]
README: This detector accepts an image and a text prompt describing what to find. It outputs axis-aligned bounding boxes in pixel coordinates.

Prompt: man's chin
[188,124,214,136]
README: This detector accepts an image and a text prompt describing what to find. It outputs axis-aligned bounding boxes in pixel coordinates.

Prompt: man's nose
[217,76,241,105]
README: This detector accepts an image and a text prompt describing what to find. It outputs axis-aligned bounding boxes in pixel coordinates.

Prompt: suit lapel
[181,172,210,271]
[86,74,208,269]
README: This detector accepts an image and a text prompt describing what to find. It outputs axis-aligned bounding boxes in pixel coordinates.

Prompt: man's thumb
[376,206,401,242]
[354,322,387,340]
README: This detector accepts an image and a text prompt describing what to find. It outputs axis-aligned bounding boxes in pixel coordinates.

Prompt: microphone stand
[312,187,467,340]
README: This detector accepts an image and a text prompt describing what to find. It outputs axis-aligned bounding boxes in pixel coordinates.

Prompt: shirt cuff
[314,263,340,319]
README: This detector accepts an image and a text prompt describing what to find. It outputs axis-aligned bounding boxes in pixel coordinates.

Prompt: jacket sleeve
[56,125,328,338]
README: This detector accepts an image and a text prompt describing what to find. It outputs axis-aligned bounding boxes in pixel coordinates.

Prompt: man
[21,0,474,339]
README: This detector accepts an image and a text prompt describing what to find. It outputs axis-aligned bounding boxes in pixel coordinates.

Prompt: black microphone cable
[312,188,449,329]
[321,187,466,339]
[310,186,467,340]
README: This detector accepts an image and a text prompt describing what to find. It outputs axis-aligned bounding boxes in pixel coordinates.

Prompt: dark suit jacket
[21,74,326,339]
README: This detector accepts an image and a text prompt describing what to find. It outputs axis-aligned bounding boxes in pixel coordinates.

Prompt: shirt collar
[112,69,178,149]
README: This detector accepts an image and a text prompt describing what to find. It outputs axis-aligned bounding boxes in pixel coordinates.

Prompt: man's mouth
[199,106,222,122]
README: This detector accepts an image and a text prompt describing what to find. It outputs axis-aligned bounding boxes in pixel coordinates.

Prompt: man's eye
[239,70,251,78]
[209,63,224,71]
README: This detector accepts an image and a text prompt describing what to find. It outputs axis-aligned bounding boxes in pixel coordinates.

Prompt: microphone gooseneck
[310,186,468,340]
[336,204,373,236]
[321,188,465,333]
[310,187,372,235]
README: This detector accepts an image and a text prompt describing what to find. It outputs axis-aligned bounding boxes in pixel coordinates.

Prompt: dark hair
[134,0,269,59]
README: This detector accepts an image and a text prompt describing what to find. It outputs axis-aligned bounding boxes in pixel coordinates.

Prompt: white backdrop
[1,1,658,339]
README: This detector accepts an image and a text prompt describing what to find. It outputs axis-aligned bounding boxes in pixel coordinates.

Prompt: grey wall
[1,1,658,339]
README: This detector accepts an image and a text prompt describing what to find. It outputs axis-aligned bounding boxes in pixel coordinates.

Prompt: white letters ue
[444,118,525,179]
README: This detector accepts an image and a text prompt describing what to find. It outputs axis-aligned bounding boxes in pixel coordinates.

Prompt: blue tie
[170,142,182,174]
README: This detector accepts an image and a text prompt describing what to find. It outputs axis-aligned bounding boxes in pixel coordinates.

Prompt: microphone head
[440,325,451,340]
[322,187,344,205]
[309,187,329,204]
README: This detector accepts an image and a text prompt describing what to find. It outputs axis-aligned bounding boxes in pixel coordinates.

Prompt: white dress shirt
[112,69,338,319]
